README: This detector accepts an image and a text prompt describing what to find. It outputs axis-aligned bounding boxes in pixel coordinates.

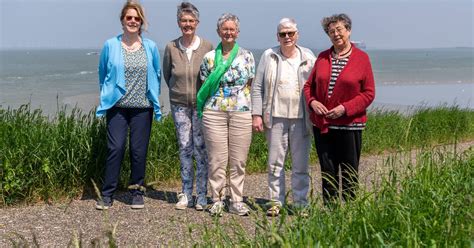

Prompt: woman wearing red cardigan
[303,13,375,204]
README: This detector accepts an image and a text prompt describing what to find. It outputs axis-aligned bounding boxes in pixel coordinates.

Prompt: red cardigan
[303,46,375,133]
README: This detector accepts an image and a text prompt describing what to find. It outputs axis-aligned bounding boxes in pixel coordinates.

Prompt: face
[122,8,142,35]
[218,20,239,44]
[277,28,298,48]
[178,14,199,36]
[327,21,351,48]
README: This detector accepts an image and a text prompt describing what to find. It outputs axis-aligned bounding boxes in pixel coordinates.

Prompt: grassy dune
[1,105,473,205]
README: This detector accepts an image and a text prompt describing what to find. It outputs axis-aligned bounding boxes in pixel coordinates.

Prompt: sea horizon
[1,47,473,116]
[1,46,473,52]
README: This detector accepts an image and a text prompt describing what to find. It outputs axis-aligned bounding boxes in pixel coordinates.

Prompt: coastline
[62,93,99,113]
[1,82,471,116]
[58,82,473,117]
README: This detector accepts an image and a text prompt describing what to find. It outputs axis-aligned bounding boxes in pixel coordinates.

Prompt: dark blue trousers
[101,107,153,197]
[313,127,362,202]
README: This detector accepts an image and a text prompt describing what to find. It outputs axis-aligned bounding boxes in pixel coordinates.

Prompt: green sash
[197,42,239,118]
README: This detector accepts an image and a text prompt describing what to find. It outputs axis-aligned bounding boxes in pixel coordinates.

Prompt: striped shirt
[328,57,349,98]
[328,56,365,130]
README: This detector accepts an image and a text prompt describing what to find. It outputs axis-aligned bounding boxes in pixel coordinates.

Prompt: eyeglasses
[180,19,197,24]
[220,28,237,34]
[125,16,141,22]
[328,27,346,36]
[278,31,296,38]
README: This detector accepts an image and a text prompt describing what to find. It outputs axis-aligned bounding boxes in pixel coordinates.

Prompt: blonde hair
[120,0,148,34]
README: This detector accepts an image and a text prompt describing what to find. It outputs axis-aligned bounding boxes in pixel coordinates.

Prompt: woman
[251,18,315,216]
[303,13,375,204]
[198,13,255,216]
[95,1,161,210]
[162,2,213,211]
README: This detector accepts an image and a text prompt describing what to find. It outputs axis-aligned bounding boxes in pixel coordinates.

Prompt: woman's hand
[310,100,329,115]
[252,115,264,132]
[326,104,345,119]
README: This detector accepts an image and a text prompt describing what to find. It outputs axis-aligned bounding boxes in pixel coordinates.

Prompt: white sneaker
[175,193,188,210]
[209,201,225,217]
[195,204,204,211]
[229,202,250,216]
[266,204,281,217]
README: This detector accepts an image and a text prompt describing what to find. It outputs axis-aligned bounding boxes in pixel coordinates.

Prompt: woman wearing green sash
[198,13,255,216]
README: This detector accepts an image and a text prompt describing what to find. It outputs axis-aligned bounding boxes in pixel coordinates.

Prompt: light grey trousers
[266,117,311,206]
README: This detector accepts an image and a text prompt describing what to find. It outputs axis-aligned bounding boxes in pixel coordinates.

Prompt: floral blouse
[199,47,255,112]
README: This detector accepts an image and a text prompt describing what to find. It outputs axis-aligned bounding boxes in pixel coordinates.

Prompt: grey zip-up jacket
[163,37,213,107]
[251,45,315,135]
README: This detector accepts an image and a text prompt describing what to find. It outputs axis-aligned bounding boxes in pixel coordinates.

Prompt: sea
[0,47,473,116]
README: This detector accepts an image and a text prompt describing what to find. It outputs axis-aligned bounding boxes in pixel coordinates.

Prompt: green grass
[1,104,473,205]
[196,147,474,247]
[363,106,474,153]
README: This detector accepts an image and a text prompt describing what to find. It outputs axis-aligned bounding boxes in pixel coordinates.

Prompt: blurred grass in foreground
[197,147,473,247]
[1,104,473,205]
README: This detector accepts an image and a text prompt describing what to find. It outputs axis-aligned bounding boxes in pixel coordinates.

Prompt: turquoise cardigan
[96,34,162,120]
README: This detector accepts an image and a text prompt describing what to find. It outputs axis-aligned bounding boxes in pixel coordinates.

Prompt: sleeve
[162,43,171,87]
[303,58,318,109]
[341,56,376,117]
[152,44,161,95]
[247,51,256,79]
[251,51,267,116]
[199,53,211,81]
[98,41,109,90]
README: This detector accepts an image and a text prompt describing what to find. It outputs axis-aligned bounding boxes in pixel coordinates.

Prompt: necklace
[333,45,352,63]
[122,36,142,52]
[334,45,352,58]
[122,42,141,52]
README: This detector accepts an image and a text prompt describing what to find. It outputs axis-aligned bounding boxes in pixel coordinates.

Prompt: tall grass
[0,105,106,205]
[1,104,473,205]
[197,147,474,247]
[364,105,474,153]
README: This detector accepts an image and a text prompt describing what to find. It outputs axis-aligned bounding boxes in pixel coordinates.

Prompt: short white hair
[217,13,240,31]
[277,18,298,32]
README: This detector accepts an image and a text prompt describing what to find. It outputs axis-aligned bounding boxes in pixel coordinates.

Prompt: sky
[0,0,473,50]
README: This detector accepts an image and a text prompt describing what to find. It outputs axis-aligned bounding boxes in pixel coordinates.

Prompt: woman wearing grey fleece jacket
[162,2,213,211]
[251,18,315,216]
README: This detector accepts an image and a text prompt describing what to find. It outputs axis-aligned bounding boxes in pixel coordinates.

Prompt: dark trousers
[101,107,153,197]
[313,127,362,202]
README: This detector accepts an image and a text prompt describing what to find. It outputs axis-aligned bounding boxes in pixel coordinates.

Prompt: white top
[178,36,201,61]
[273,49,303,119]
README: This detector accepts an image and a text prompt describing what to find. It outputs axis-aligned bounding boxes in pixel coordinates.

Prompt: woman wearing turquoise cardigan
[95,1,161,210]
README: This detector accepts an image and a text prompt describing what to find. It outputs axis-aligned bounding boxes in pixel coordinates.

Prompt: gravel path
[1,141,472,247]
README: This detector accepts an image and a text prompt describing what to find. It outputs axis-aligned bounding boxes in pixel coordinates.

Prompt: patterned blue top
[116,46,152,108]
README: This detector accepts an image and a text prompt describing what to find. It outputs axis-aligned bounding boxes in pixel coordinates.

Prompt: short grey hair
[217,13,240,31]
[277,18,298,33]
[177,2,199,21]
[321,13,352,34]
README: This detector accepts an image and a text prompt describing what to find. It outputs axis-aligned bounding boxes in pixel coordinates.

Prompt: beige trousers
[202,110,252,202]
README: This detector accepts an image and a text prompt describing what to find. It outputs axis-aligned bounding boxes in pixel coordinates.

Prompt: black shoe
[131,194,144,209]
[96,196,113,210]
